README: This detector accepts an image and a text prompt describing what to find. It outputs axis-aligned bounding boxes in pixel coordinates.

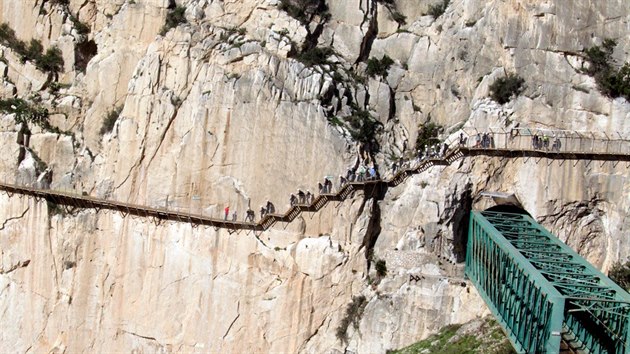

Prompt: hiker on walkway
[475,133,482,148]
[552,136,561,152]
[260,206,266,219]
[357,165,366,181]
[290,194,297,206]
[533,134,540,149]
[543,134,550,150]
[298,190,305,204]
[245,208,255,222]
[318,182,324,194]
[324,178,333,193]
[346,168,355,182]
[459,133,467,147]
[368,166,376,180]
[305,190,313,204]
[232,210,237,221]
[339,175,347,187]
[224,206,230,220]
[266,201,275,214]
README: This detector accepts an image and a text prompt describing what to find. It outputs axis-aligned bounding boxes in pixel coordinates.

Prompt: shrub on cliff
[609,259,630,291]
[583,39,630,102]
[375,259,387,277]
[279,0,328,23]
[489,73,525,105]
[427,0,450,19]
[0,23,65,74]
[37,46,64,74]
[415,120,443,152]
[366,55,394,78]
[294,46,334,66]
[100,106,122,135]
[346,109,383,144]
[160,5,187,35]
[336,295,367,342]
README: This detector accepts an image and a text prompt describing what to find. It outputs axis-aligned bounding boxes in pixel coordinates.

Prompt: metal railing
[2,129,630,231]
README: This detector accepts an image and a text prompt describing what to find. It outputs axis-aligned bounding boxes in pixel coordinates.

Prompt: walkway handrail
[3,138,630,231]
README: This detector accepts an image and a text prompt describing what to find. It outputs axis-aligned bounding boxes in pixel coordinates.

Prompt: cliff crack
[222,301,240,339]
[0,206,29,231]
[122,329,160,344]
[0,259,31,275]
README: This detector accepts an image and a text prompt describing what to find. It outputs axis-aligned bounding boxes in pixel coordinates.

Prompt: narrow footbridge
[466,210,630,353]
[2,131,630,232]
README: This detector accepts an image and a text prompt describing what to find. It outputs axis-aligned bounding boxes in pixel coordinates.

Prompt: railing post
[546,296,565,353]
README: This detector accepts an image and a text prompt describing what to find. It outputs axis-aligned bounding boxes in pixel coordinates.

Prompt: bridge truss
[466,210,630,353]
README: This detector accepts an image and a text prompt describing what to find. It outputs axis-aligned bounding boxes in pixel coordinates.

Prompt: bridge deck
[467,211,630,354]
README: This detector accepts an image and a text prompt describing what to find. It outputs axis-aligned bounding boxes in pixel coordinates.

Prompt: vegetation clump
[160,5,187,35]
[0,98,49,126]
[0,23,64,74]
[279,0,329,24]
[489,73,525,104]
[366,55,395,78]
[100,106,122,135]
[294,46,334,66]
[583,39,630,102]
[388,317,516,354]
[609,258,630,291]
[375,259,387,277]
[336,295,367,342]
[345,109,383,144]
[426,0,450,19]
[415,120,443,152]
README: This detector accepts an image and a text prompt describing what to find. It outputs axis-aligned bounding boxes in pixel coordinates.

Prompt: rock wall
[1,0,630,352]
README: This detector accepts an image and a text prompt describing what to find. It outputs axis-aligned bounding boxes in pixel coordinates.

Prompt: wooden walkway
[1,146,629,231]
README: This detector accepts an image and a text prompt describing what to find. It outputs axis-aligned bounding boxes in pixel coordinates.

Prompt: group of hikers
[532,133,561,151]
[390,141,450,176]
[224,162,380,223]
[219,129,570,224]
[473,132,495,148]
[223,200,276,222]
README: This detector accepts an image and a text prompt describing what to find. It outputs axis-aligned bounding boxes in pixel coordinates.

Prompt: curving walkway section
[2,137,630,232]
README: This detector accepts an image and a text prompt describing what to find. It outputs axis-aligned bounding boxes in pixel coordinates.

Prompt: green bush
[583,39,630,102]
[415,121,443,151]
[294,46,334,66]
[391,10,406,25]
[375,259,387,277]
[366,55,394,78]
[279,0,328,24]
[0,97,50,127]
[336,295,367,342]
[160,5,187,35]
[345,109,383,144]
[70,15,90,35]
[25,39,44,61]
[427,0,450,19]
[609,259,630,291]
[489,73,525,104]
[37,46,64,73]
[0,23,65,74]
[100,106,122,135]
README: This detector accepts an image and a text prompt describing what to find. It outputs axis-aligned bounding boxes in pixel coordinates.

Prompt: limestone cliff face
[1,0,630,352]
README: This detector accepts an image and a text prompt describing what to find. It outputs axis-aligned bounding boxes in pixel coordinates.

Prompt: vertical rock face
[1,0,630,352]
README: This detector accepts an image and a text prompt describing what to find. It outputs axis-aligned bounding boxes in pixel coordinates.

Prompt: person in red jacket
[224,206,229,220]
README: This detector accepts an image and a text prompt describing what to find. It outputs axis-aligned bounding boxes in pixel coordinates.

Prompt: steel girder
[466,210,630,353]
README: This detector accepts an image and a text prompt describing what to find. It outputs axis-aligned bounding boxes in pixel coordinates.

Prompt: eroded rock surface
[1,0,630,352]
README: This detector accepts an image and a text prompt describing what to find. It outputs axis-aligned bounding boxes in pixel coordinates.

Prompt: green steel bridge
[2,129,630,352]
[467,210,630,353]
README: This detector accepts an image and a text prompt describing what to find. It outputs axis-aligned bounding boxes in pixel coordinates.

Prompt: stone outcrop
[1,0,630,352]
